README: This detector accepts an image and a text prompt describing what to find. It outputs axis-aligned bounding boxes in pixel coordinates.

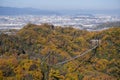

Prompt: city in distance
[0,6,120,31]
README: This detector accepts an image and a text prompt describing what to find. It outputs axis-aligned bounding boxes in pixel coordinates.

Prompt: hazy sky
[0,0,120,10]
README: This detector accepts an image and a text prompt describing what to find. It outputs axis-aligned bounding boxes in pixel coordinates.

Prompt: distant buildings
[0,15,120,30]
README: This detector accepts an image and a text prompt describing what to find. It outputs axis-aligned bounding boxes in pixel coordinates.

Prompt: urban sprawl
[0,15,120,31]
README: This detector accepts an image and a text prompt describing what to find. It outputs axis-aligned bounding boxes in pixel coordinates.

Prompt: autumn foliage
[0,23,119,80]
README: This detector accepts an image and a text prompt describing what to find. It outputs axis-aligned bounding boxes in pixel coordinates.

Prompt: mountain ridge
[0,6,120,15]
[0,6,59,15]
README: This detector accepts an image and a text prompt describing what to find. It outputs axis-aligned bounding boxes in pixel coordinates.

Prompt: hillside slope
[0,24,119,80]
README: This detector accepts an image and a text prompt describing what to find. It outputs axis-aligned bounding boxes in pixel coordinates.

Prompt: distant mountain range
[0,6,120,15]
[0,6,59,15]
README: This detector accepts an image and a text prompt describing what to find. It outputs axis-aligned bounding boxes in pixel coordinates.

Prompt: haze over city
[0,0,120,10]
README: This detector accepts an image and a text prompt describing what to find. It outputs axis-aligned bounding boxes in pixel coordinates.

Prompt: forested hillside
[0,23,120,80]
